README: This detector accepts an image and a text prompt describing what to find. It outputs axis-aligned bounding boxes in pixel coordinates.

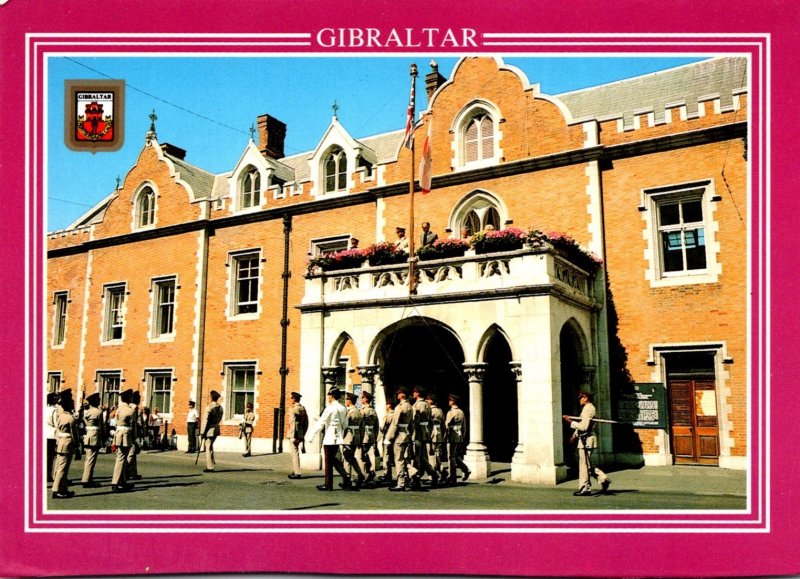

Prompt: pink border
[1,2,795,577]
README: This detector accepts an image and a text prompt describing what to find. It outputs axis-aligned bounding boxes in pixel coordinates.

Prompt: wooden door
[669,379,719,465]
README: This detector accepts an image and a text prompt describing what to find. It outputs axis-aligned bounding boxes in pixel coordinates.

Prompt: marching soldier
[378,400,395,483]
[307,387,352,491]
[51,390,78,499]
[445,393,471,485]
[563,390,611,496]
[342,392,365,488]
[411,386,438,488]
[111,389,135,492]
[287,392,308,479]
[240,402,255,457]
[385,387,413,491]
[80,392,105,488]
[426,393,448,482]
[359,391,379,484]
[126,391,143,481]
[45,392,59,483]
[201,390,224,472]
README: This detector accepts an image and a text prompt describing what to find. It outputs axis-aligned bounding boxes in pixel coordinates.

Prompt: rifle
[195,434,205,465]
[566,416,619,424]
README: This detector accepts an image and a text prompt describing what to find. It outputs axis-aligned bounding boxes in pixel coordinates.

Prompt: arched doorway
[481,332,517,462]
[376,319,467,413]
[560,322,586,472]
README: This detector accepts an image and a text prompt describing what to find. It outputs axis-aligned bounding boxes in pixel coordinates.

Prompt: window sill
[148,334,176,344]
[101,339,125,346]
[226,312,260,322]
[650,271,718,288]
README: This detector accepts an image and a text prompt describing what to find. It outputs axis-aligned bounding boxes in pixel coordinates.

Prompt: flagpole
[408,63,418,295]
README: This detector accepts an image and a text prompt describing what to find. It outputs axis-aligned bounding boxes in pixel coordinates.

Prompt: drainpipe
[277,213,292,454]
[194,218,212,434]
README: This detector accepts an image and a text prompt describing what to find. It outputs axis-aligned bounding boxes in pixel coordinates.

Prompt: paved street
[46,449,746,512]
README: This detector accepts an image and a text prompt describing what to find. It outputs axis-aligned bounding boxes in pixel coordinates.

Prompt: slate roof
[165,153,215,200]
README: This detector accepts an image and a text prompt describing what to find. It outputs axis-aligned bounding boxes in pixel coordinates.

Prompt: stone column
[356,364,380,395]
[321,366,341,392]
[509,362,525,464]
[463,362,490,480]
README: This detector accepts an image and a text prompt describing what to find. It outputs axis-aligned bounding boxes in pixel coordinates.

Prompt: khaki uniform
[126,403,141,479]
[111,402,136,486]
[202,401,224,470]
[359,405,379,478]
[411,398,437,483]
[289,403,308,475]
[81,406,104,484]
[385,398,413,486]
[380,408,395,479]
[445,404,470,481]
[241,410,255,455]
[569,401,609,493]
[429,404,448,476]
[52,407,78,495]
[342,405,365,482]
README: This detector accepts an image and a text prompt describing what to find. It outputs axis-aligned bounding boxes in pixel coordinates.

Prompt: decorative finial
[249,123,256,141]
[332,100,340,118]
[430,59,438,72]
[145,109,158,144]
[410,63,418,78]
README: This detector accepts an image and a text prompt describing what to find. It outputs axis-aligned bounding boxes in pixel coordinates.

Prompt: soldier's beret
[131,391,141,403]
[360,391,373,402]
[86,392,101,406]
[397,386,411,396]
[119,389,134,403]
[209,390,221,400]
[345,392,357,403]
[290,391,302,400]
[46,392,59,405]
[396,226,405,232]
[579,390,594,402]
[448,393,461,404]
[188,400,196,406]
[413,386,427,397]
[57,389,73,404]
[327,387,341,398]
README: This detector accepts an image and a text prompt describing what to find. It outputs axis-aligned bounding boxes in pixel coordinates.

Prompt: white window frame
[223,362,257,421]
[641,180,721,287]
[240,165,262,210]
[52,291,68,348]
[145,369,173,417]
[47,371,63,394]
[133,183,157,230]
[452,100,503,171]
[323,148,348,193]
[97,370,122,408]
[150,276,177,341]
[449,190,508,237]
[309,234,351,257]
[227,250,262,320]
[101,283,127,343]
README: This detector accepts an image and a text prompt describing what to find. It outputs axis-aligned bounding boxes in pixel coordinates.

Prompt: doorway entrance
[559,322,586,471]
[666,352,719,465]
[481,331,517,462]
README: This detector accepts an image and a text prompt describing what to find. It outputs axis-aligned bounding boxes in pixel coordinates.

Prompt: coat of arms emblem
[65,79,125,152]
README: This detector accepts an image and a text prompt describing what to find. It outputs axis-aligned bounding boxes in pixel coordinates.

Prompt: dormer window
[240,166,261,209]
[465,113,494,164]
[324,148,347,193]
[135,185,156,229]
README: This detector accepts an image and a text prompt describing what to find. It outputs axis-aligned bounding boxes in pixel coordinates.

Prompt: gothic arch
[476,323,517,362]
[449,190,508,237]
[367,315,463,367]
[328,330,357,367]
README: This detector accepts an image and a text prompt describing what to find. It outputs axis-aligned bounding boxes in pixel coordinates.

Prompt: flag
[419,117,432,194]
[402,73,416,150]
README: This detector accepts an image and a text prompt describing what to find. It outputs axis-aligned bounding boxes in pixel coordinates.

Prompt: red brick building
[47,56,748,484]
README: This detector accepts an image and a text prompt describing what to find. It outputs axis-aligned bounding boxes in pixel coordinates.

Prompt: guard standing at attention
[287,392,308,479]
[411,386,438,488]
[80,392,105,488]
[307,387,352,491]
[111,389,135,492]
[386,387,413,491]
[52,390,78,499]
[359,391,379,484]
[201,390,224,473]
[341,392,366,488]
[240,402,255,457]
[186,400,199,453]
[444,393,471,485]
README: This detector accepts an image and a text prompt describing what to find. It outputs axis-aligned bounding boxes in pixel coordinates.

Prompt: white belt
[57,433,72,438]
[86,426,99,431]
[347,426,360,431]
[419,422,429,426]
[116,426,130,432]
[398,424,409,431]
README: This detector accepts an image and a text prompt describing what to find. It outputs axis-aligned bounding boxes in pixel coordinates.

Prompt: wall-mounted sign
[616,383,666,428]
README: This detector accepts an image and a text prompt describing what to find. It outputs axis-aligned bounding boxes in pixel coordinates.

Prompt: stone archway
[559,320,589,472]
[373,318,466,412]
[480,331,517,463]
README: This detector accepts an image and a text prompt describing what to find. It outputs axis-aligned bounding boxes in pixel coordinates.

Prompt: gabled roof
[164,153,216,200]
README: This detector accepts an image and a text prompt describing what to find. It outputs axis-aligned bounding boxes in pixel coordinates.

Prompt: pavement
[46,448,746,511]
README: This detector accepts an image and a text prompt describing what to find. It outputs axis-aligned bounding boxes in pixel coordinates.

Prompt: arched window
[240,166,261,209]
[464,113,494,164]
[451,191,506,237]
[324,148,347,193]
[136,186,156,228]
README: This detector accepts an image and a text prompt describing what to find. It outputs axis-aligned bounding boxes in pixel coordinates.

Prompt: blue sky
[47,55,704,231]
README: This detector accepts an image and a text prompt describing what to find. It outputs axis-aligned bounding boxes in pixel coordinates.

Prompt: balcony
[301,244,600,310]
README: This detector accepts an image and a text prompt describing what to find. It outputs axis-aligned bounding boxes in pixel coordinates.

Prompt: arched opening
[559,322,586,472]
[481,332,517,462]
[375,320,466,414]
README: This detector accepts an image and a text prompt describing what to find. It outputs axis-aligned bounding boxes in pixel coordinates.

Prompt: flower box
[416,238,470,261]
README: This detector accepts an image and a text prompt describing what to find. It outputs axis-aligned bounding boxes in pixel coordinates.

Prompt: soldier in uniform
[80,392,105,488]
[45,392,59,483]
[287,392,308,479]
[126,391,143,481]
[307,387,352,491]
[52,390,78,499]
[186,400,199,453]
[411,386,438,488]
[563,390,611,496]
[201,390,224,472]
[426,393,448,483]
[385,387,413,491]
[445,393,471,485]
[341,392,366,488]
[359,391,379,484]
[378,400,395,483]
[111,389,135,492]
[240,402,255,457]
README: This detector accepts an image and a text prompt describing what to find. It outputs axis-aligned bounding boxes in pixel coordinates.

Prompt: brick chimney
[425,59,446,103]
[257,114,287,160]
[160,142,187,160]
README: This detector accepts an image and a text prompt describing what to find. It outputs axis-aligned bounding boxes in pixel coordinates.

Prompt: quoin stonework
[47,56,748,485]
